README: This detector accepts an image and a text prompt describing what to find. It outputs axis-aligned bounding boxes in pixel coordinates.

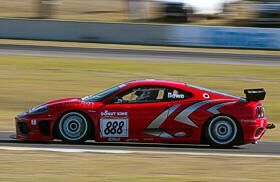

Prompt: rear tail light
[256,106,265,118]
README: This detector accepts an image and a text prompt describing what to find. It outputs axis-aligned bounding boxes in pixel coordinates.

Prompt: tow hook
[267,123,276,129]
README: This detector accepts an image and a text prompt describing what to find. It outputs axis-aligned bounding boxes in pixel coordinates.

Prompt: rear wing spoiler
[244,88,266,101]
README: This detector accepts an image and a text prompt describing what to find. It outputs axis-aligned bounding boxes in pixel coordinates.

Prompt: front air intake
[17,122,29,135]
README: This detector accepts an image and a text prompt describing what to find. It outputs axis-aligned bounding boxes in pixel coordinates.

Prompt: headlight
[28,105,48,114]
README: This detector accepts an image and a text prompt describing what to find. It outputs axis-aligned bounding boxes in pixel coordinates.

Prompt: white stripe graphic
[147,104,181,129]
[174,100,218,128]
[145,104,181,138]
[208,101,236,114]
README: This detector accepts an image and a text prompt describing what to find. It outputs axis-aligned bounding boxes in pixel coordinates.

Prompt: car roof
[121,80,241,100]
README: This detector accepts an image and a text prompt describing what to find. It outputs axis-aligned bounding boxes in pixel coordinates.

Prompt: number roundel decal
[101,119,128,138]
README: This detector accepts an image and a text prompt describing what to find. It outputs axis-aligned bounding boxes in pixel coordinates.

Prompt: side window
[166,88,192,101]
[118,87,166,103]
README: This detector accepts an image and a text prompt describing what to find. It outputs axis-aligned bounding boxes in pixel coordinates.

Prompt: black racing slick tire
[58,112,92,144]
[205,115,240,147]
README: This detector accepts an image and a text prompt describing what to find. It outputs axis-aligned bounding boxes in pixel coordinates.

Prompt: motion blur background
[0,0,279,151]
[0,1,280,181]
[1,0,280,26]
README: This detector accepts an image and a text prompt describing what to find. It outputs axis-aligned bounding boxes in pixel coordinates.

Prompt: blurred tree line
[36,0,56,18]
[36,0,130,19]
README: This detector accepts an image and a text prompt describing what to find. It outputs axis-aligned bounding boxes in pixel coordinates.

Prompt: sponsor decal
[126,138,139,142]
[108,138,121,142]
[101,110,128,117]
[100,110,129,138]
[167,92,184,99]
[88,110,96,113]
[208,29,277,49]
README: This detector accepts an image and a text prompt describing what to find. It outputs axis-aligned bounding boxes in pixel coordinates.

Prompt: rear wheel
[206,115,239,147]
[58,112,91,144]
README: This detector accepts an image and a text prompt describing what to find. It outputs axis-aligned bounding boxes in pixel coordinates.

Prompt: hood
[46,98,81,106]
[18,98,87,117]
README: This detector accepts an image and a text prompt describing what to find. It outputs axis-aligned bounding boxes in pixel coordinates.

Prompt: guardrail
[0,18,279,49]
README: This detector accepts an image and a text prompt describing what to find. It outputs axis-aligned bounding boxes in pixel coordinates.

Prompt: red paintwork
[15,80,269,145]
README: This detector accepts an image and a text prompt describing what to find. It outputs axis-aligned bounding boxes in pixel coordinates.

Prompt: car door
[98,86,170,141]
[161,87,198,143]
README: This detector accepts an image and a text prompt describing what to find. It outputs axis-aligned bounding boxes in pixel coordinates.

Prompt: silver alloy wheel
[208,116,237,145]
[58,112,88,141]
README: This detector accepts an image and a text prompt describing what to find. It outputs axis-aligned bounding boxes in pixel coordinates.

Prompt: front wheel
[206,115,239,147]
[58,112,92,144]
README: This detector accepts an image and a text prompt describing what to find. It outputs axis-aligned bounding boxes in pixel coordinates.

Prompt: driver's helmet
[137,89,159,101]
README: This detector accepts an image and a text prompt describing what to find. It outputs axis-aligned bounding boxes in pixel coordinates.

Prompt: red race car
[15,80,275,147]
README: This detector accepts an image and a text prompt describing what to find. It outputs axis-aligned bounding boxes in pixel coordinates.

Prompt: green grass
[0,150,279,182]
[0,55,279,139]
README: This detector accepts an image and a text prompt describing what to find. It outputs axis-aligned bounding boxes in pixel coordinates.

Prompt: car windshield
[82,84,126,102]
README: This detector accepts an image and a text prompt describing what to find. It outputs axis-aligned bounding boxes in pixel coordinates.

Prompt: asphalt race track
[0,44,280,66]
[0,132,279,157]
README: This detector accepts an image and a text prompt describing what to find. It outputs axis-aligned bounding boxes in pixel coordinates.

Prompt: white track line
[0,146,279,158]
[0,146,131,154]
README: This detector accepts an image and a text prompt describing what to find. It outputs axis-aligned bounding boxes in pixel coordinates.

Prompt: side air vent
[39,121,51,136]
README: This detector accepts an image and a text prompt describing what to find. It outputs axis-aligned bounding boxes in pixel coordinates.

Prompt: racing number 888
[104,121,125,135]
[101,118,128,137]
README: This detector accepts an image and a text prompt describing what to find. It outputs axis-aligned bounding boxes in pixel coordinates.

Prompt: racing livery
[15,80,275,147]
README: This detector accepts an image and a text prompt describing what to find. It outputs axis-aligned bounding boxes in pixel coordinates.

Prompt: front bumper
[15,115,55,142]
